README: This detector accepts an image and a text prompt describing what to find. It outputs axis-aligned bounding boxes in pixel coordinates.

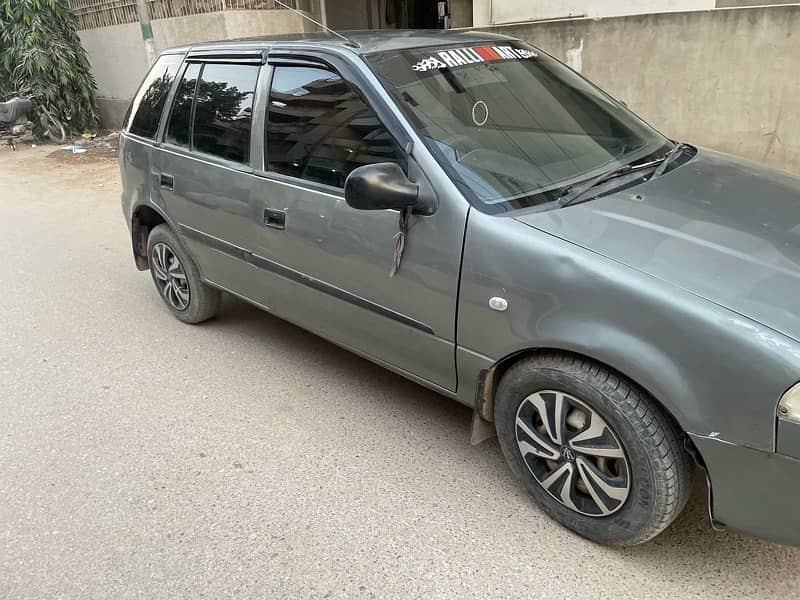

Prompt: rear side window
[266,65,405,189]
[165,63,201,148]
[192,63,259,164]
[127,54,183,139]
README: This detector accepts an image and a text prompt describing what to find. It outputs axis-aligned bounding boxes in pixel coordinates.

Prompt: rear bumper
[691,433,800,547]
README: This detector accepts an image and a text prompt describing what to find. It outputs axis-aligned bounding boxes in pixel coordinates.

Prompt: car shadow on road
[208,294,800,567]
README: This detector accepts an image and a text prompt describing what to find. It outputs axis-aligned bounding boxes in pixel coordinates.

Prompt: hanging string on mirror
[390,206,413,277]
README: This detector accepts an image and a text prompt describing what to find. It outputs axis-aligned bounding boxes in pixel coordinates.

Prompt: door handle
[263,208,286,230]
[160,173,174,190]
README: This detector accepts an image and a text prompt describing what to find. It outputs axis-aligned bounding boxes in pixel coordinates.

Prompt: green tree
[0,0,98,132]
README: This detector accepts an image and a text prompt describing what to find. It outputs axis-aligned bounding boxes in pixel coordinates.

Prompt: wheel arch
[130,203,171,270]
[473,345,703,466]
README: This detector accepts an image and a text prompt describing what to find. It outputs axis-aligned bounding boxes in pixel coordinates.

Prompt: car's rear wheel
[494,352,693,545]
[147,224,220,324]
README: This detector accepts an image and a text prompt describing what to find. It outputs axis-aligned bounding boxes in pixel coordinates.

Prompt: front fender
[456,210,800,451]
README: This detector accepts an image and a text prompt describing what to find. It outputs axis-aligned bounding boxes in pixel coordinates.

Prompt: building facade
[67,0,800,176]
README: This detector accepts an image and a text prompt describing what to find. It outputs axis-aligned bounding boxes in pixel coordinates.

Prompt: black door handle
[264,208,286,230]
[160,173,174,190]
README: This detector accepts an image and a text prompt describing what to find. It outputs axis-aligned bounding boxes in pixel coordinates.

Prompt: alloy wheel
[515,390,631,516]
[151,242,190,311]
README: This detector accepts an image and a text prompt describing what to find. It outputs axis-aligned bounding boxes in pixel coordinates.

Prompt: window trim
[266,49,413,152]
[187,63,203,152]
[251,167,345,198]
[186,48,268,65]
[158,141,256,176]
[263,55,409,191]
[153,54,187,144]
[161,60,200,151]
[159,60,261,169]
[125,53,184,140]
[124,50,186,135]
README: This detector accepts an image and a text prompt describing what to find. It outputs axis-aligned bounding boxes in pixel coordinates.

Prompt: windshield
[366,41,671,212]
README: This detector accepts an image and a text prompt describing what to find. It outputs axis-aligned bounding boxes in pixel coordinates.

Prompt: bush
[0,0,98,132]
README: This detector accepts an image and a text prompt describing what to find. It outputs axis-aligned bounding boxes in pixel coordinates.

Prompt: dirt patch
[0,139,121,192]
[47,131,119,164]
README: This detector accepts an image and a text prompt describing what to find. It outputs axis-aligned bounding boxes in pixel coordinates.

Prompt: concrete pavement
[1,145,799,599]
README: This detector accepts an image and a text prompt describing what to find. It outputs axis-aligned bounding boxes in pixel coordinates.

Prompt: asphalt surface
[2,145,799,599]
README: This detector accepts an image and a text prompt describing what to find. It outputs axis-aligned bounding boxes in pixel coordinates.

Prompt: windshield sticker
[411,46,537,72]
[471,100,489,126]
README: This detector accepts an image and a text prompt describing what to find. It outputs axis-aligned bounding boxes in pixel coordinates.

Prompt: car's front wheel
[147,224,220,324]
[495,352,693,545]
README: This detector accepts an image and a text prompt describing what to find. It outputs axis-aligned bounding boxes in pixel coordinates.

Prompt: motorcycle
[0,91,67,150]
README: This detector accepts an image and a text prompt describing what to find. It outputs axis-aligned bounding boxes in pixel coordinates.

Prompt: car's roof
[166,29,517,56]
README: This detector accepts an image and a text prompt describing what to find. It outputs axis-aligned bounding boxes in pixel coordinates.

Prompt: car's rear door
[246,52,469,391]
[151,51,264,297]
[120,53,183,228]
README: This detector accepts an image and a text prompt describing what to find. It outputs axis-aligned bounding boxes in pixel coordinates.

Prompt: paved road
[1,146,799,599]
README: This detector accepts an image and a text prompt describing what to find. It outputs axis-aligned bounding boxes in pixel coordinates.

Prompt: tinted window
[165,63,201,148]
[266,66,405,188]
[192,63,258,164]
[127,54,182,139]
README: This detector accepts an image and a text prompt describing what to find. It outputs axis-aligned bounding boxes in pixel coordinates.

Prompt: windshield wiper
[557,147,682,209]
[650,142,690,180]
[557,165,639,208]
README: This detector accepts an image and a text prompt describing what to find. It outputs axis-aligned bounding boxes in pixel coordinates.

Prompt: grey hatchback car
[120,29,800,546]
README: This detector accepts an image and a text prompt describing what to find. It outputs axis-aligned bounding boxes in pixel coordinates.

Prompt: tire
[146,224,220,324]
[494,352,692,546]
[39,107,66,144]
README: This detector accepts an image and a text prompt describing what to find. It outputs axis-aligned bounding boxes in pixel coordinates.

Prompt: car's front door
[248,58,468,391]
[152,57,262,296]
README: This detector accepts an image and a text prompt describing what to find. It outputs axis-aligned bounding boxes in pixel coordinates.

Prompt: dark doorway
[408,0,445,28]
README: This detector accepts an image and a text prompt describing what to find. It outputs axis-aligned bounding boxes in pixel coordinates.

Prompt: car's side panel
[454,345,495,408]
[120,51,187,237]
[234,48,470,391]
[690,433,800,546]
[456,209,800,451]
[122,45,471,392]
[204,273,461,403]
[247,171,465,390]
[119,134,152,229]
[150,147,257,292]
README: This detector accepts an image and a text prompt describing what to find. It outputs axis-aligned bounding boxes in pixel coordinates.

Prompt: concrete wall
[449,0,473,27]
[326,0,372,30]
[324,0,472,29]
[473,0,715,25]
[474,5,800,174]
[717,0,799,6]
[472,0,800,24]
[79,10,309,128]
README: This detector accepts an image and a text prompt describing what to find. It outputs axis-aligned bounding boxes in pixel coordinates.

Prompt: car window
[266,65,406,189]
[192,63,259,164]
[368,43,670,211]
[165,63,201,148]
[127,54,183,139]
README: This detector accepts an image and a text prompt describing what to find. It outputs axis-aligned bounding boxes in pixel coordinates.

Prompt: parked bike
[0,91,66,149]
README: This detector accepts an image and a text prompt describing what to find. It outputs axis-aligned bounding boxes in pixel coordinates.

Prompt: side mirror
[345,163,428,213]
